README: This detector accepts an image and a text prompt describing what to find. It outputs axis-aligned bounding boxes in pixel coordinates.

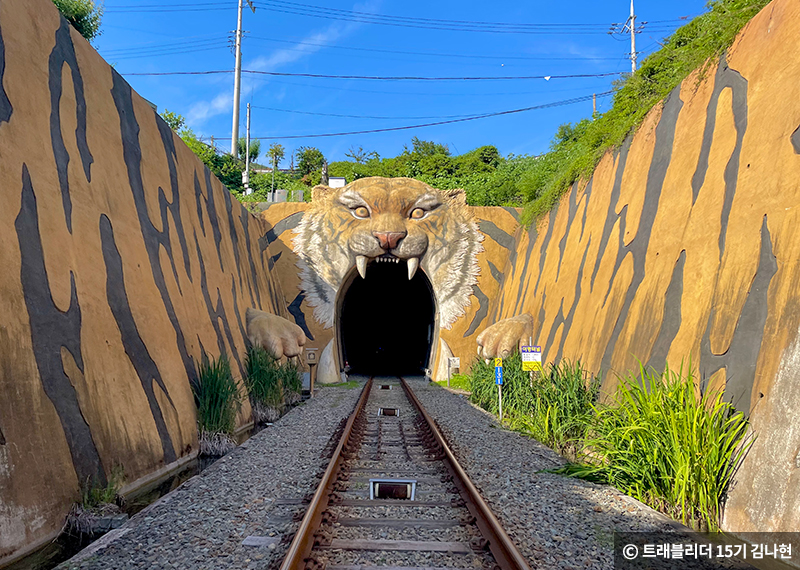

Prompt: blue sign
[495,366,503,385]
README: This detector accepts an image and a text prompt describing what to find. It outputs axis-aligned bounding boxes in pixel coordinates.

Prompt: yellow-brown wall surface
[0,2,289,562]
[493,0,800,532]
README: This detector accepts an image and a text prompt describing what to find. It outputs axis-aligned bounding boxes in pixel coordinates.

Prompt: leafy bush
[53,0,103,42]
[192,353,241,454]
[560,362,752,531]
[470,354,600,455]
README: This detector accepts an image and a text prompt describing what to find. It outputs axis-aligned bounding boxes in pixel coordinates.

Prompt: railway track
[279,376,532,570]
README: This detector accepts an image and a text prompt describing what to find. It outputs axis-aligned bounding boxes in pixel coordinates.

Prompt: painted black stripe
[48,19,94,233]
[223,189,244,296]
[579,178,593,241]
[552,238,591,364]
[792,124,800,154]
[194,231,245,379]
[644,250,686,376]
[590,138,632,291]
[0,20,11,124]
[110,70,197,386]
[155,115,192,283]
[16,164,105,486]
[261,212,305,252]
[600,87,684,374]
[533,203,559,297]
[464,285,489,337]
[100,215,176,464]
[268,251,283,270]
[239,207,262,309]
[700,216,777,413]
[288,292,314,341]
[556,182,579,282]
[487,260,502,284]
[230,275,250,350]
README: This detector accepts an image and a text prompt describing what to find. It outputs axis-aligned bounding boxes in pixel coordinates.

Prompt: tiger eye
[410,208,425,220]
[353,206,370,218]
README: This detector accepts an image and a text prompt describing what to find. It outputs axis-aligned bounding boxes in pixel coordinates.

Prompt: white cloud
[186,91,231,125]
[186,0,382,130]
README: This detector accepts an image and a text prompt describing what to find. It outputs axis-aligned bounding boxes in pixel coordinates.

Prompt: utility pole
[609,1,641,73]
[630,0,637,72]
[593,93,597,115]
[230,0,255,157]
[244,103,251,195]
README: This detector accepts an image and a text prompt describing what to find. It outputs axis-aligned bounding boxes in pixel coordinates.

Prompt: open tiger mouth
[355,254,420,281]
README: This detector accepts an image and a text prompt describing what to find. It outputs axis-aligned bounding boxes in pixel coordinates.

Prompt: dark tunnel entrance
[339,261,436,376]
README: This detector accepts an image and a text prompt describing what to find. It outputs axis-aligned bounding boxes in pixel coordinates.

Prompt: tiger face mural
[292,177,484,329]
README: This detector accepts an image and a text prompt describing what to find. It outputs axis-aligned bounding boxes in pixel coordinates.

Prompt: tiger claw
[356,255,368,279]
[407,257,419,280]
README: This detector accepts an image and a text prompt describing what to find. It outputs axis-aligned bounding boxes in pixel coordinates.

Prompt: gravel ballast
[61,376,699,570]
[60,384,364,570]
[408,377,688,570]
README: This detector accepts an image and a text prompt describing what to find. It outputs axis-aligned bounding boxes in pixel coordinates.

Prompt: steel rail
[279,377,373,570]
[400,377,533,570]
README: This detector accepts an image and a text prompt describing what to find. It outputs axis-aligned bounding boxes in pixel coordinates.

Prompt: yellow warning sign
[521,346,543,373]
[494,357,503,368]
[523,361,545,373]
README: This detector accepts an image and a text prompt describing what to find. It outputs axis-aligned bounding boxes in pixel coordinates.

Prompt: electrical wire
[212,90,613,140]
[250,106,478,120]
[122,69,624,81]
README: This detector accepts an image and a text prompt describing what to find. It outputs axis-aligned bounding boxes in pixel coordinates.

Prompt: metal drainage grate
[369,479,417,500]
[378,408,399,417]
[380,385,392,390]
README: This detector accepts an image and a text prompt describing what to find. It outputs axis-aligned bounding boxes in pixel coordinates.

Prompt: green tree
[344,145,378,164]
[296,146,326,181]
[52,0,103,42]
[159,109,186,133]
[238,138,261,164]
[267,143,286,194]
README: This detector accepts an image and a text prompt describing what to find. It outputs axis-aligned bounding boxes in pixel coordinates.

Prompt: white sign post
[447,357,460,388]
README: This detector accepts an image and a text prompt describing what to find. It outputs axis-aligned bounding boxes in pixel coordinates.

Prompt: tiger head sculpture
[292,177,484,329]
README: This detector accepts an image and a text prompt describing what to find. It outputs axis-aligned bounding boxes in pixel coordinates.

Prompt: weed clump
[192,352,242,455]
[66,468,125,536]
[470,354,600,457]
[560,362,751,531]
[244,346,303,424]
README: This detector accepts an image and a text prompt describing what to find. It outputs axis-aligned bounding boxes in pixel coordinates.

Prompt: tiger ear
[311,185,333,202]
[444,188,467,205]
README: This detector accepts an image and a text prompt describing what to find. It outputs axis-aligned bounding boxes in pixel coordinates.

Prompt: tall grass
[192,352,241,455]
[469,354,600,456]
[244,346,303,423]
[560,362,752,531]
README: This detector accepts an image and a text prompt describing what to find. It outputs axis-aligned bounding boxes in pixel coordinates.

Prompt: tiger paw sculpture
[475,313,534,359]
[245,307,307,359]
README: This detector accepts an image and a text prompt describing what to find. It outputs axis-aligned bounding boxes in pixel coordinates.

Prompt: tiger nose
[373,231,406,250]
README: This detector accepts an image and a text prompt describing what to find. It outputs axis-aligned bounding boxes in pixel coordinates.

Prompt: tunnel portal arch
[334,261,438,377]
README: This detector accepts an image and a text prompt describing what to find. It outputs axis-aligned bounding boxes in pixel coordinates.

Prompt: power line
[104,1,686,36]
[246,35,625,62]
[250,106,480,120]
[122,69,623,81]
[212,91,613,140]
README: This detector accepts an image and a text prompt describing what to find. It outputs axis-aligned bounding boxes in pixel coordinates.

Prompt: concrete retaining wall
[490,0,800,533]
[0,1,288,563]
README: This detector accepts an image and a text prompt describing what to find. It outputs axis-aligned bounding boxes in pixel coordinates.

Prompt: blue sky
[98,0,707,165]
